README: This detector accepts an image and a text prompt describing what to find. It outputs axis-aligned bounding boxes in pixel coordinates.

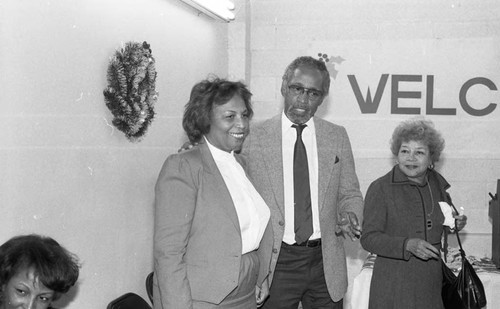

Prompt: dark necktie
[292,124,313,244]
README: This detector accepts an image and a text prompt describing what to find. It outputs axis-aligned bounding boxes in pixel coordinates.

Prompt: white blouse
[206,138,271,254]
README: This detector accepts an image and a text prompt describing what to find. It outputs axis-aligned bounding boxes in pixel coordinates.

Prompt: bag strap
[448,202,467,259]
[434,173,466,260]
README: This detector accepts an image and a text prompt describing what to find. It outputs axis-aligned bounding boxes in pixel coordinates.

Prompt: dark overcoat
[360,166,451,309]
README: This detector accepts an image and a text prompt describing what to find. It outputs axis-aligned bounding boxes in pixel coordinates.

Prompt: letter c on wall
[459,77,497,116]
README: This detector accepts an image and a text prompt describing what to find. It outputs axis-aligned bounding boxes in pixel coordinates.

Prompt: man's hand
[178,141,198,153]
[337,211,362,241]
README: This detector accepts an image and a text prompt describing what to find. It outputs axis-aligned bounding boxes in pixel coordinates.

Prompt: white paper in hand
[439,201,455,227]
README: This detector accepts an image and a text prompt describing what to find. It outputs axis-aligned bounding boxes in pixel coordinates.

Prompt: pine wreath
[103,41,158,141]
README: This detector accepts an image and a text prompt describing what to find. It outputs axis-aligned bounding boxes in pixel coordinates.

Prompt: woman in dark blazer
[153,78,272,309]
[360,118,467,309]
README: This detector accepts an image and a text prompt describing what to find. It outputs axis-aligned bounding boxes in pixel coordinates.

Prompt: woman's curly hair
[390,117,445,163]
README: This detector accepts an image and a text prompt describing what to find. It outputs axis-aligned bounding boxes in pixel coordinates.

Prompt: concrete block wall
[229,0,500,301]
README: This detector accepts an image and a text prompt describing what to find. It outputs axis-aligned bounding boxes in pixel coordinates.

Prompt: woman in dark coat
[360,118,467,309]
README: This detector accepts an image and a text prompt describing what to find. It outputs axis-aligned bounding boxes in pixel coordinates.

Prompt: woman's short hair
[0,234,80,300]
[183,77,253,143]
[281,56,331,96]
[390,117,445,163]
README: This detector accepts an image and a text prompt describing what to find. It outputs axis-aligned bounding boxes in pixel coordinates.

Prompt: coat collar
[315,117,337,211]
[197,139,218,175]
[390,165,450,191]
[260,115,334,213]
[196,139,242,234]
[259,115,285,216]
[391,165,417,185]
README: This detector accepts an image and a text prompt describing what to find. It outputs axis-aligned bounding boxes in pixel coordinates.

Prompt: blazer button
[272,248,278,253]
[279,221,284,226]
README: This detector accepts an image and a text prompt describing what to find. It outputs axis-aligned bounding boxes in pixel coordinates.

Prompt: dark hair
[281,56,331,95]
[390,117,445,163]
[0,234,80,301]
[182,77,253,143]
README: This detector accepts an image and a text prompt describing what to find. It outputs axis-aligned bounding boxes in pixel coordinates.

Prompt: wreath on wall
[103,41,158,142]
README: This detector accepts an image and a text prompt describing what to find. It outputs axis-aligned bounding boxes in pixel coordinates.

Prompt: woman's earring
[429,163,434,170]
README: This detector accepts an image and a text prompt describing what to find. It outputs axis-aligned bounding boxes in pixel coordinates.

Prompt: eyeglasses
[288,85,324,101]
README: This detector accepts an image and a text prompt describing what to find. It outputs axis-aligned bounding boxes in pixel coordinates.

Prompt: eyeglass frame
[287,84,324,101]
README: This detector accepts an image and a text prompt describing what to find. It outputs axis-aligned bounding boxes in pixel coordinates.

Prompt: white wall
[228,0,500,302]
[0,0,229,308]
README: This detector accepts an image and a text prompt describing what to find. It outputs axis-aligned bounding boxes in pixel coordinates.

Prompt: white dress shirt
[206,138,271,254]
[281,113,321,244]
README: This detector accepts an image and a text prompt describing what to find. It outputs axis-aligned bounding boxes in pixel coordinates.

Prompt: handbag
[442,204,487,309]
[442,259,465,309]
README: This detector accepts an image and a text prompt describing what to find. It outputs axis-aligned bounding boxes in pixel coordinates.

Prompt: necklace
[425,176,435,231]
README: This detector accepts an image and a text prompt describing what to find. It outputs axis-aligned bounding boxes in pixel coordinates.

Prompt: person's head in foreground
[0,234,80,309]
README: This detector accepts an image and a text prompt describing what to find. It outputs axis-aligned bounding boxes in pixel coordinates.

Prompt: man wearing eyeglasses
[242,56,363,309]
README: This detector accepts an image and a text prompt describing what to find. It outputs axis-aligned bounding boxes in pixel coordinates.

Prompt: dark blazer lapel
[260,116,285,216]
[315,117,337,212]
[198,141,241,235]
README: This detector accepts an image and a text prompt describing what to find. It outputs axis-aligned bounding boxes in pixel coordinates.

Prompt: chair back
[145,272,154,305]
[491,179,500,268]
[107,292,151,309]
